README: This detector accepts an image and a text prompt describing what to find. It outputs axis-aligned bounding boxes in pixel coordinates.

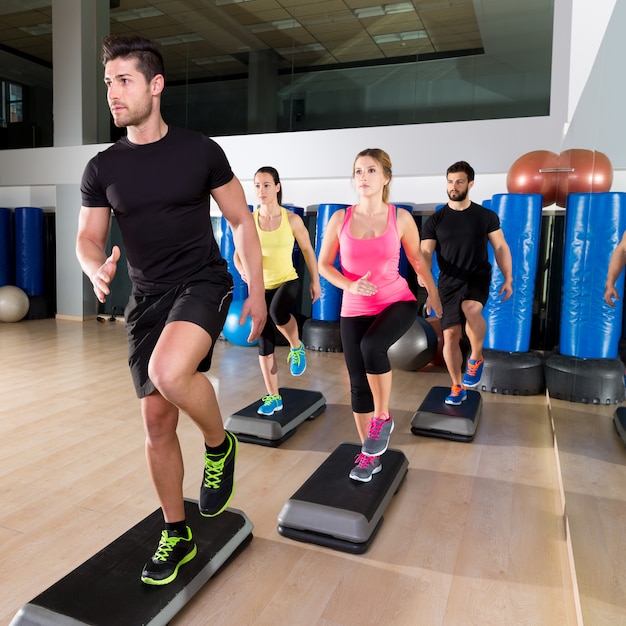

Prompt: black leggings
[258,279,300,356]
[340,300,418,413]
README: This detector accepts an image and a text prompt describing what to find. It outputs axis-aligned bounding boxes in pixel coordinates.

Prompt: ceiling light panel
[112,8,165,22]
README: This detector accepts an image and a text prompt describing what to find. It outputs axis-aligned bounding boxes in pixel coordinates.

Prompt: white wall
[0,0,624,317]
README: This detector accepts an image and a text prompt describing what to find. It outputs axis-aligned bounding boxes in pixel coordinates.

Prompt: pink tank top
[338,204,416,317]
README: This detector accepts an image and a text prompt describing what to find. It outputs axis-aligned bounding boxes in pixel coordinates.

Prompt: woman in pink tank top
[318,148,442,482]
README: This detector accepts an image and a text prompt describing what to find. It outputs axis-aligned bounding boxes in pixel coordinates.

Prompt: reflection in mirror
[544,3,626,622]
[0,0,554,147]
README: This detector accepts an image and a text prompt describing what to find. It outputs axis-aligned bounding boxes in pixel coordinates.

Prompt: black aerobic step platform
[277,442,408,554]
[224,387,326,446]
[411,385,483,442]
[10,499,253,626]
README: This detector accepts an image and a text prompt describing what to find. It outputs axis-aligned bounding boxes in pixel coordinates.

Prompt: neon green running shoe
[199,431,238,517]
[141,526,197,586]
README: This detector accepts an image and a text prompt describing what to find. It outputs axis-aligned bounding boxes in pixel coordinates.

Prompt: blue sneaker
[287,342,306,376]
[445,384,467,405]
[257,394,283,416]
[462,357,484,388]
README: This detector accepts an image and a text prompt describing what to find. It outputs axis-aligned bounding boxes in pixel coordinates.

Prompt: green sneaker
[199,431,238,517]
[141,526,197,586]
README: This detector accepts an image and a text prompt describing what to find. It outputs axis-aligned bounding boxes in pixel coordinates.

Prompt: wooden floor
[2,318,619,625]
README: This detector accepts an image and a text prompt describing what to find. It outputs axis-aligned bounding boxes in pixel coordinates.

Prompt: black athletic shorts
[438,270,491,331]
[125,264,233,398]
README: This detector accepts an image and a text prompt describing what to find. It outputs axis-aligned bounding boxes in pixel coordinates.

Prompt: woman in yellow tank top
[235,167,321,415]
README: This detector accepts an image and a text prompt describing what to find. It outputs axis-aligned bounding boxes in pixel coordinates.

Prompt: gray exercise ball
[388,316,437,371]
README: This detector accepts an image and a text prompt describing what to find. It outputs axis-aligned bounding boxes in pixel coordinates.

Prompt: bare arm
[76,205,120,304]
[212,176,266,340]
[488,228,513,301]
[397,210,442,317]
[288,211,321,303]
[317,210,377,296]
[605,231,626,306]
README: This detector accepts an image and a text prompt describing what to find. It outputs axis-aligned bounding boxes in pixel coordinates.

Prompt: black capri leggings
[258,278,300,356]
[340,299,418,414]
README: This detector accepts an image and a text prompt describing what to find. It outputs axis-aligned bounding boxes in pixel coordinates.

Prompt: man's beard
[447,188,468,202]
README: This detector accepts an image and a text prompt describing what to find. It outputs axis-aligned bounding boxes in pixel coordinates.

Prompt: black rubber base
[613,406,626,445]
[224,388,326,446]
[545,353,625,405]
[478,348,545,395]
[277,442,408,553]
[411,385,483,442]
[10,500,253,626]
[302,318,343,352]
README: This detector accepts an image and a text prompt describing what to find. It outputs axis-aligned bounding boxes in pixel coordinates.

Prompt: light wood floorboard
[0,319,579,625]
[550,397,626,625]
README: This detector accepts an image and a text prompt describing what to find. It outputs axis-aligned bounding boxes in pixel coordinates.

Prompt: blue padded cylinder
[560,192,626,359]
[0,207,12,287]
[15,206,44,296]
[483,193,542,352]
[312,204,348,322]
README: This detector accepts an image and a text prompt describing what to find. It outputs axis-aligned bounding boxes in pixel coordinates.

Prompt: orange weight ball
[555,149,613,207]
[506,150,559,207]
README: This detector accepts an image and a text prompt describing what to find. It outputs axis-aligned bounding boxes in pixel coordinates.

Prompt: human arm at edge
[489,228,513,301]
[398,210,441,317]
[212,176,267,340]
[76,205,120,304]
[288,211,321,303]
[604,231,626,306]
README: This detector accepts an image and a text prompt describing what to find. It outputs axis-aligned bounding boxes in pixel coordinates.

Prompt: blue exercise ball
[222,300,258,347]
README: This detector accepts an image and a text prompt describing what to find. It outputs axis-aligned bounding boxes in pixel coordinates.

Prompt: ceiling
[0,0,494,87]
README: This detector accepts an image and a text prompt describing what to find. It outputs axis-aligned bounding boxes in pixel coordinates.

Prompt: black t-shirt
[81,126,233,295]
[421,202,500,282]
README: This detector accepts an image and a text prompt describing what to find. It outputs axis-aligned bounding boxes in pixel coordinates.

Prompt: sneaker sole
[462,379,481,388]
[141,544,197,586]
[361,421,394,457]
[199,432,238,518]
[349,463,382,483]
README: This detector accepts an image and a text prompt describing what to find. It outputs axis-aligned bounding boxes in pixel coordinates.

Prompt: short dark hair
[255,166,283,205]
[446,160,475,183]
[101,35,165,83]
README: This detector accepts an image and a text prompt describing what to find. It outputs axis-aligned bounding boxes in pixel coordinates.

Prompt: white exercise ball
[0,285,30,322]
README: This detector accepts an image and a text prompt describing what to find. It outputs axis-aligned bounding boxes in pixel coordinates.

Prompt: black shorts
[438,271,490,331]
[125,266,233,398]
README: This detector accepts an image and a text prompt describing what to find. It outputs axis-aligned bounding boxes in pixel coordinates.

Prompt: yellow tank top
[254,207,299,289]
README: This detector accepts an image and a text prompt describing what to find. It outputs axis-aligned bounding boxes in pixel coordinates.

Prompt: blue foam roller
[15,207,44,296]
[0,207,12,287]
[560,192,626,359]
[484,193,542,352]
[312,204,348,322]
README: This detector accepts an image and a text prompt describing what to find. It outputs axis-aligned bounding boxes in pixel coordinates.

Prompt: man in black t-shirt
[76,35,266,586]
[421,161,512,406]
